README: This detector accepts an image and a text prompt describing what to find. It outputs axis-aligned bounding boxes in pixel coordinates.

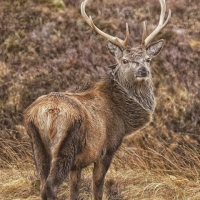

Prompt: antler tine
[144,0,171,46]
[81,0,130,48]
[141,21,147,46]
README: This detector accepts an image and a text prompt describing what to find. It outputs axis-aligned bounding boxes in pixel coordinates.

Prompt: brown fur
[24,39,165,200]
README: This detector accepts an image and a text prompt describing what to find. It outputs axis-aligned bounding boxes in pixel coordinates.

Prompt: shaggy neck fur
[111,69,156,112]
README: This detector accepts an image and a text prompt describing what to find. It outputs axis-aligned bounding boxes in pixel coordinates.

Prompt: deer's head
[81,0,171,85]
[107,40,164,85]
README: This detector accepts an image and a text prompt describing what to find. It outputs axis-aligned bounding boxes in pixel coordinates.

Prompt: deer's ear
[146,39,165,58]
[107,41,123,59]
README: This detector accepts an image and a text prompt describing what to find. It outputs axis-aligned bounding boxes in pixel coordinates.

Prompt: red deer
[24,0,171,199]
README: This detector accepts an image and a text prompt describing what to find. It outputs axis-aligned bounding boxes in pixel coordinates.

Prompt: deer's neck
[107,73,155,135]
[111,74,155,112]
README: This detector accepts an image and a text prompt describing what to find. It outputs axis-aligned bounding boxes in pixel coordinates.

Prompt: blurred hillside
[0,0,200,199]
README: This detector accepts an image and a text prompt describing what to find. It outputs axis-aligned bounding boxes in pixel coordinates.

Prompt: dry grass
[0,137,32,168]
[1,132,200,199]
[1,152,200,200]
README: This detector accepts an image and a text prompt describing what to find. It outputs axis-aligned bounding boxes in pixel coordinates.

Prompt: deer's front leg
[93,154,113,200]
[69,169,82,200]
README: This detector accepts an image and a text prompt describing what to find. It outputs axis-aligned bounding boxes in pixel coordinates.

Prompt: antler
[81,0,130,48]
[142,0,171,46]
[81,0,170,48]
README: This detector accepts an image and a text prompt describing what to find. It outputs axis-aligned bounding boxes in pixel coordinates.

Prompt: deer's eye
[122,59,129,64]
[146,58,151,63]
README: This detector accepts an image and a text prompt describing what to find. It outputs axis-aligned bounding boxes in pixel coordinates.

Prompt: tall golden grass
[1,135,200,199]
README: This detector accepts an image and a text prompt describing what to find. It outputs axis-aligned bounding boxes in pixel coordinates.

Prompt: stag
[24,0,171,199]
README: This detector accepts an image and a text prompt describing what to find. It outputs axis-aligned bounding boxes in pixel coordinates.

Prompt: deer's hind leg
[44,119,82,200]
[26,121,51,200]
[69,168,82,200]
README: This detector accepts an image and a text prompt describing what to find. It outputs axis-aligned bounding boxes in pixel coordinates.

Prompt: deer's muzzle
[137,67,149,78]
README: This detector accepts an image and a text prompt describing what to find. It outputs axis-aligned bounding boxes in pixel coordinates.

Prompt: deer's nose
[138,67,149,77]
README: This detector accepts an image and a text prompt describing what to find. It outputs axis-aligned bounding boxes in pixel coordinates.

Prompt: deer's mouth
[136,76,149,81]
